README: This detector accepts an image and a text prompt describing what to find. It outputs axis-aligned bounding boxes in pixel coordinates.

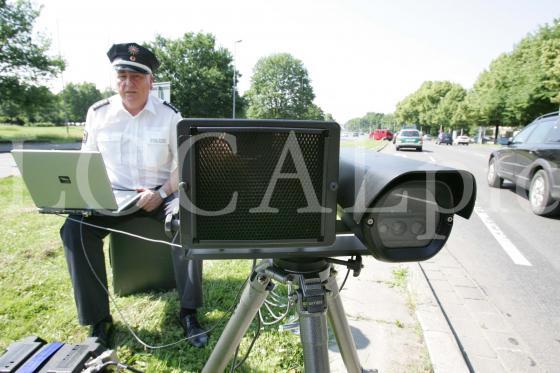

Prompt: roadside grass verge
[0,176,303,372]
[0,124,83,143]
[341,138,385,150]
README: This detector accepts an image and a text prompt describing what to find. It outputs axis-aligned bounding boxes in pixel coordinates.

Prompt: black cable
[77,215,252,349]
[339,256,355,291]
[339,269,351,291]
[229,346,240,373]
[234,313,262,370]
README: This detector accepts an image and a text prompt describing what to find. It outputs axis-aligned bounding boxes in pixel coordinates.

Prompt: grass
[0,176,304,372]
[340,137,385,150]
[390,267,409,290]
[0,124,83,143]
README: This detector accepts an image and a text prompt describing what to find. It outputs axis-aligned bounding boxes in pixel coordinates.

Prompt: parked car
[455,135,470,145]
[369,129,394,141]
[422,134,432,141]
[395,129,422,151]
[487,111,560,216]
[436,132,453,145]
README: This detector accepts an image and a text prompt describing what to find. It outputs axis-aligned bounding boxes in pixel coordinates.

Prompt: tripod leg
[298,306,330,373]
[326,270,363,373]
[202,272,271,373]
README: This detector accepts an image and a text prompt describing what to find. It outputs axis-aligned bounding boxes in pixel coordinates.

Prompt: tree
[466,19,560,140]
[101,87,116,99]
[345,112,396,133]
[59,82,103,123]
[146,33,237,118]
[0,0,64,123]
[395,81,466,134]
[244,53,322,119]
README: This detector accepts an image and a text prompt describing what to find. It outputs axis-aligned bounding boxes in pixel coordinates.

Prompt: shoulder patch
[163,101,179,114]
[92,99,110,111]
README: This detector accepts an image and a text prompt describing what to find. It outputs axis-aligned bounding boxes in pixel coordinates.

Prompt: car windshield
[400,130,419,137]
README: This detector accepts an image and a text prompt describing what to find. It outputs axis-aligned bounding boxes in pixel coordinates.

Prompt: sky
[33,0,559,124]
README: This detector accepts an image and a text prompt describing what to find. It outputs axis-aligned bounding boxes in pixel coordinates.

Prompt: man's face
[116,71,153,114]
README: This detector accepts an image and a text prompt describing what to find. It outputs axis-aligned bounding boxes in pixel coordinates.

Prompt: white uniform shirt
[82,94,182,190]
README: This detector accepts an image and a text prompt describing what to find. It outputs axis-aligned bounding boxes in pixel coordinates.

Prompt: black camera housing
[177,118,340,258]
[337,152,476,262]
[177,119,476,261]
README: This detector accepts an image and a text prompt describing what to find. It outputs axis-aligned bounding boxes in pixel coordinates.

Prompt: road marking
[429,156,436,163]
[474,206,532,266]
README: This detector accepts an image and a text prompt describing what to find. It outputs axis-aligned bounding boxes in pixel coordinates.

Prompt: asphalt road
[379,141,560,371]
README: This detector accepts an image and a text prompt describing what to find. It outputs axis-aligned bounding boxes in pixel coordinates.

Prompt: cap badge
[128,45,139,62]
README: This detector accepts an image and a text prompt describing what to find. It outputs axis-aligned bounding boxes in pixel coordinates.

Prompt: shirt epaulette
[92,99,110,111]
[163,101,179,114]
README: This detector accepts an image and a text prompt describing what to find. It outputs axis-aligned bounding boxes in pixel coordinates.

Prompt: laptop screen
[11,150,119,211]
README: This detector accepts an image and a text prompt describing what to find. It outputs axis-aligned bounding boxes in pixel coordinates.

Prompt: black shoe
[180,314,209,348]
[89,316,113,348]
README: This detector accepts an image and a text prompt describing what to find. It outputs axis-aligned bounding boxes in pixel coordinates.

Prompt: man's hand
[135,188,163,212]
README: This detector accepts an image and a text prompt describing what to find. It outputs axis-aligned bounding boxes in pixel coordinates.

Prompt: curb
[408,262,470,373]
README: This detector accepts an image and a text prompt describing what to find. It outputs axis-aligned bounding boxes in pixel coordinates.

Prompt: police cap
[107,42,160,75]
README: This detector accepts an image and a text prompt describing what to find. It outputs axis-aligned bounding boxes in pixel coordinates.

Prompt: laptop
[11,149,141,216]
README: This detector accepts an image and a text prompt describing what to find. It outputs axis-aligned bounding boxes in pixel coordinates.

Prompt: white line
[429,156,436,163]
[474,206,532,266]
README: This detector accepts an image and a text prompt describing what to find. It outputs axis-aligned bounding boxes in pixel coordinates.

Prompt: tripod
[202,257,368,373]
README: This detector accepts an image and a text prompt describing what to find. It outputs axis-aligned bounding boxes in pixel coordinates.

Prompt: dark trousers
[60,199,203,325]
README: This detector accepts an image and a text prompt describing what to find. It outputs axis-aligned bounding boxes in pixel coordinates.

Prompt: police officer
[60,42,208,348]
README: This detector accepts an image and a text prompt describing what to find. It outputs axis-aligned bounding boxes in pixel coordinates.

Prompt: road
[379,141,560,372]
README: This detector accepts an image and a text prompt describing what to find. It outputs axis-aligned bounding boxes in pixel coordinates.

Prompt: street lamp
[232,39,242,119]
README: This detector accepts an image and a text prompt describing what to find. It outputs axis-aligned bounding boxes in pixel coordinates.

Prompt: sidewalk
[418,247,539,372]
[329,255,469,372]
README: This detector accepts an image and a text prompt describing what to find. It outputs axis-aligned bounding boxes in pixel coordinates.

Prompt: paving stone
[470,356,507,373]
[446,275,477,288]
[438,263,469,275]
[416,305,450,333]
[483,330,529,352]
[422,269,446,280]
[438,302,469,321]
[423,330,470,373]
[447,316,481,339]
[458,334,498,359]
[473,312,510,332]
[453,285,485,300]
[434,288,466,306]
[495,348,540,372]
[428,279,455,294]
[463,298,497,314]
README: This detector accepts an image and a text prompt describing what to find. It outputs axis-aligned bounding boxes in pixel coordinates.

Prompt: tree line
[351,18,559,138]
[2,1,559,133]
[1,1,328,126]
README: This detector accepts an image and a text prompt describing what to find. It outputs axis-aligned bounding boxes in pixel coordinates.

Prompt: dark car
[487,111,560,216]
[436,132,453,145]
